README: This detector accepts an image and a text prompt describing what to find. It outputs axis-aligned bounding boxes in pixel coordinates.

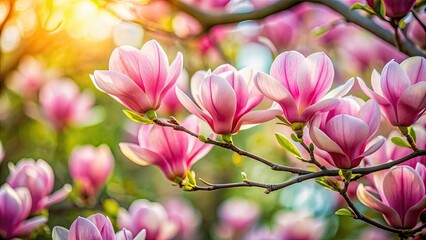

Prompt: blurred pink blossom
[120,115,213,183]
[255,51,353,126]
[6,56,59,100]
[366,0,416,18]
[7,159,71,213]
[273,210,325,240]
[261,12,299,51]
[408,13,426,50]
[309,99,385,169]
[215,198,260,239]
[164,198,200,239]
[92,40,183,115]
[359,56,426,127]
[39,79,96,131]
[0,184,47,239]
[118,199,178,240]
[177,64,281,135]
[357,165,426,229]
[69,145,114,200]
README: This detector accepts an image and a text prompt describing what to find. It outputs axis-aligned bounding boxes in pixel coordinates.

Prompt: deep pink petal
[300,98,339,123]
[396,82,426,126]
[357,184,403,228]
[42,184,71,208]
[405,196,426,228]
[87,214,115,240]
[383,166,425,227]
[323,78,354,99]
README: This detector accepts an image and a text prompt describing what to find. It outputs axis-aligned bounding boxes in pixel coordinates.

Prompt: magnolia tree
[0,0,425,239]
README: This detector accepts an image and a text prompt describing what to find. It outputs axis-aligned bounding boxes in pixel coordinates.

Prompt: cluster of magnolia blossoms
[0,159,70,239]
[92,40,426,231]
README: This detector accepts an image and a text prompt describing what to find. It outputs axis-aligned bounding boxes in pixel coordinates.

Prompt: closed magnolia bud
[367,0,416,18]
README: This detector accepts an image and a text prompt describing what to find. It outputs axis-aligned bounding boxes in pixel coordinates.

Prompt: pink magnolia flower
[118,199,178,240]
[215,199,260,239]
[255,51,353,127]
[357,166,426,229]
[69,145,114,200]
[39,79,95,131]
[366,0,416,18]
[164,199,200,239]
[119,115,213,183]
[358,57,426,127]
[176,64,282,135]
[0,184,47,239]
[52,213,147,240]
[309,99,385,169]
[7,159,71,213]
[92,40,183,115]
[273,210,325,240]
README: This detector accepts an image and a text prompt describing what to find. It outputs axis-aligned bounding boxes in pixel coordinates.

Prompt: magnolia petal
[190,70,208,106]
[234,108,283,133]
[400,56,426,85]
[323,78,354,99]
[371,69,383,95]
[357,99,381,137]
[52,226,69,240]
[404,195,426,228]
[270,51,304,97]
[13,216,47,237]
[133,229,147,240]
[416,163,426,185]
[119,143,155,166]
[87,214,115,240]
[43,184,72,208]
[109,45,144,87]
[115,229,133,240]
[383,166,425,227]
[255,72,298,122]
[69,217,103,240]
[176,87,213,126]
[356,184,403,228]
[300,98,339,123]
[296,52,334,108]
[380,60,411,107]
[397,82,426,126]
[200,75,237,134]
[352,136,385,167]
[92,71,153,113]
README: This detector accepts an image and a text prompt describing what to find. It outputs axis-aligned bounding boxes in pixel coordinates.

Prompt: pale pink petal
[255,72,298,122]
[396,82,426,126]
[416,163,426,185]
[270,51,304,97]
[221,72,249,118]
[357,184,403,228]
[190,70,208,106]
[116,229,133,240]
[323,78,354,99]
[400,56,426,85]
[200,75,236,134]
[69,217,103,240]
[133,229,147,240]
[296,52,334,109]
[300,98,339,123]
[233,108,282,133]
[160,52,183,103]
[13,216,47,237]
[212,64,237,74]
[92,71,153,113]
[380,61,411,106]
[109,45,144,89]
[52,226,69,240]
[119,143,158,166]
[352,136,385,167]
[42,184,71,208]
[176,87,213,126]
[383,166,425,227]
[371,69,383,95]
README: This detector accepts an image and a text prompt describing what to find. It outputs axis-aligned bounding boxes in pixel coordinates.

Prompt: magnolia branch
[168,0,425,57]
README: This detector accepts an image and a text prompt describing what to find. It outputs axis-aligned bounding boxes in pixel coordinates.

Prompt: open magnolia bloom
[7,159,71,214]
[176,64,282,135]
[357,166,426,229]
[92,40,183,115]
[119,115,213,183]
[254,51,354,131]
[0,184,47,239]
[52,213,146,240]
[358,57,426,127]
[309,99,385,169]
